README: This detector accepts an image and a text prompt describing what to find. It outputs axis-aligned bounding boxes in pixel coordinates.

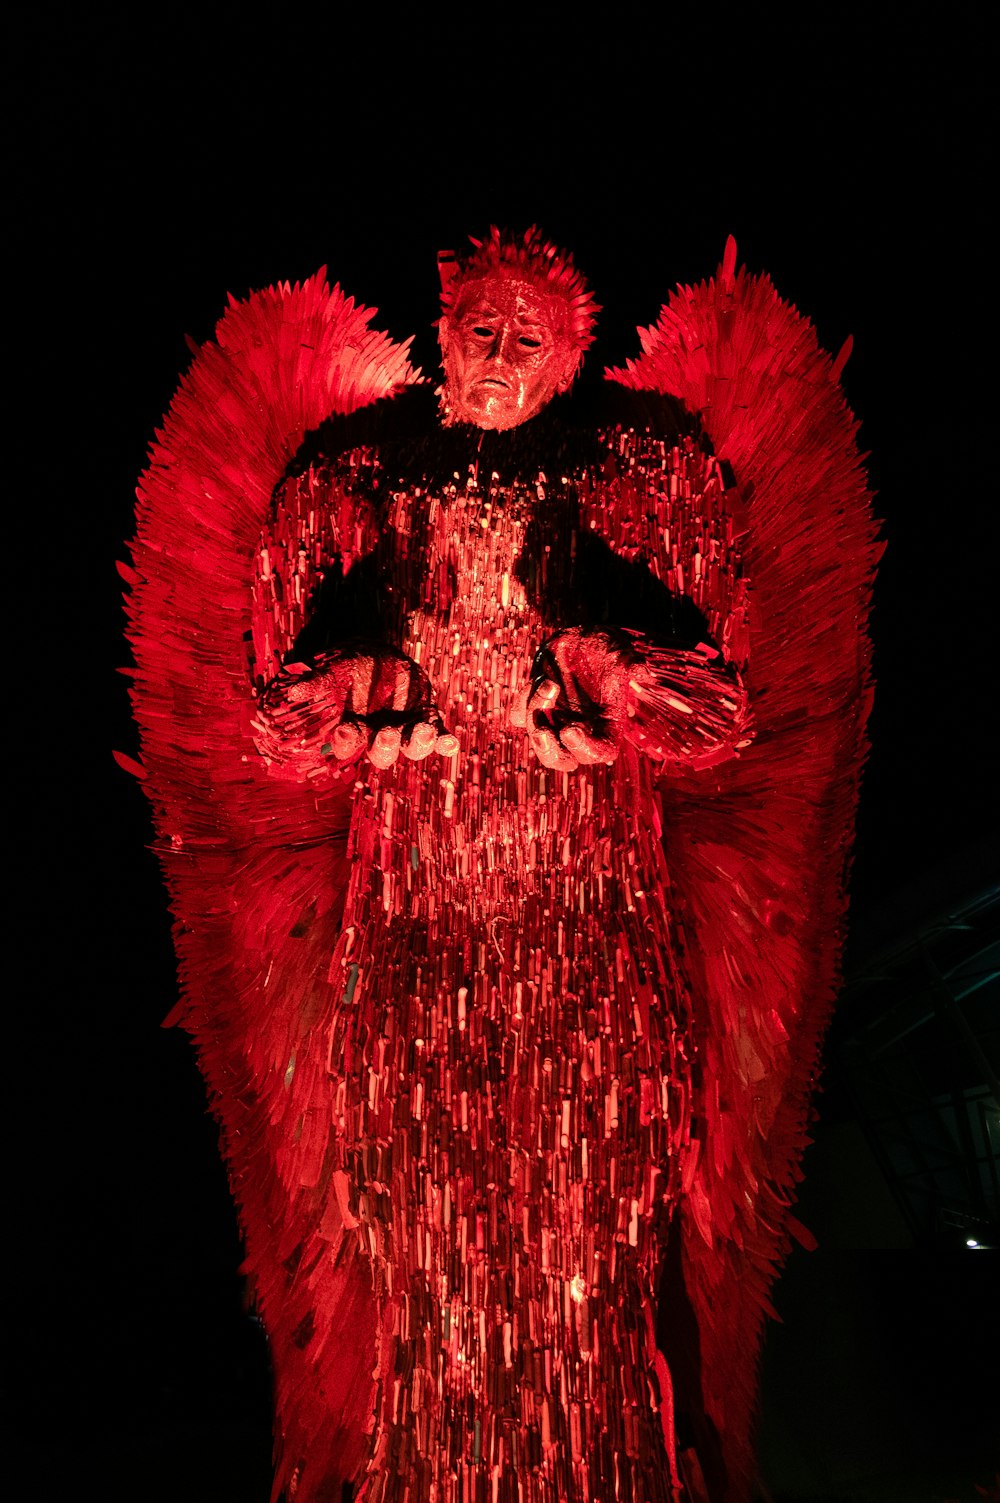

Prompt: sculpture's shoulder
[573,378,703,447]
[284,384,440,484]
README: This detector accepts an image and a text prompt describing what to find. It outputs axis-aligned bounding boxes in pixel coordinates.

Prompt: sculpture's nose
[488,323,517,365]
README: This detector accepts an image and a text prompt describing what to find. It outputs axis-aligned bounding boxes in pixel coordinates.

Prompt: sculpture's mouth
[477,375,511,390]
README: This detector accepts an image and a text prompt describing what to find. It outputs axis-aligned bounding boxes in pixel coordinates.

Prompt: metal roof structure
[831,882,999,1250]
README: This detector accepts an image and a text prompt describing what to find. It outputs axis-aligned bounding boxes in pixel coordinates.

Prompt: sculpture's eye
[472,326,494,338]
[518,335,543,350]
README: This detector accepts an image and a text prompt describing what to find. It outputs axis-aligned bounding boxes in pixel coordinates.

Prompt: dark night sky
[15,7,997,1500]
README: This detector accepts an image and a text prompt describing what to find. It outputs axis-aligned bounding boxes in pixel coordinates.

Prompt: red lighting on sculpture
[125,229,879,1502]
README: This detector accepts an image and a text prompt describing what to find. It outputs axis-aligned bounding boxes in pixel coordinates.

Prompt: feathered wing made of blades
[607,238,880,1498]
[124,274,420,1500]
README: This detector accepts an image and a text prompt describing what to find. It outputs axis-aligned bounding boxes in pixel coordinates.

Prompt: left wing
[606,239,881,1500]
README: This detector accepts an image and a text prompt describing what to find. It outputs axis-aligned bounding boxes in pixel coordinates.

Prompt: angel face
[439,276,581,430]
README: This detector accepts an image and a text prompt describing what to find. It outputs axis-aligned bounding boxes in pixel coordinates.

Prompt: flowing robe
[251,410,749,1503]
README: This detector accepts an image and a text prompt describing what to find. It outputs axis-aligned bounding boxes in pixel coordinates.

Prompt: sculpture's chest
[380,478,539,723]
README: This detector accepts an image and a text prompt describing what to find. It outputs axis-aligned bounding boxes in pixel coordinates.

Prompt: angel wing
[124,273,420,1499]
[607,238,881,1500]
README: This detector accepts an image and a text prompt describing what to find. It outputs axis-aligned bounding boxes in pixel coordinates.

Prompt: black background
[14,6,997,1499]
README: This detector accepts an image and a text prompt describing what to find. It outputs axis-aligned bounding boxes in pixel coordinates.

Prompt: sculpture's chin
[454,395,548,432]
[471,411,525,432]
[459,396,519,430]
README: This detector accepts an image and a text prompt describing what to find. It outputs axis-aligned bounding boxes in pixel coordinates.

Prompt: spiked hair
[437,226,599,353]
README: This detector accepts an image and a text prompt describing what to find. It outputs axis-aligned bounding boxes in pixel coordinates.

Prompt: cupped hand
[335,647,457,768]
[510,629,632,771]
[256,645,457,774]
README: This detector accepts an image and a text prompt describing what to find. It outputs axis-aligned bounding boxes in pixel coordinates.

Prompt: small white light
[966,1237,980,1248]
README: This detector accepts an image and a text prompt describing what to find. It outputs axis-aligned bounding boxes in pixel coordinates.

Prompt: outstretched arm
[250,450,457,778]
[512,403,752,775]
[511,624,750,772]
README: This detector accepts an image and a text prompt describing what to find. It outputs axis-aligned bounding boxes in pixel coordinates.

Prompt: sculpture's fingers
[348,654,375,719]
[392,658,413,713]
[527,679,577,768]
[560,722,619,765]
[530,725,578,771]
[509,683,531,729]
[331,721,367,760]
[402,721,438,760]
[367,726,402,768]
[527,681,566,735]
[528,679,561,717]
